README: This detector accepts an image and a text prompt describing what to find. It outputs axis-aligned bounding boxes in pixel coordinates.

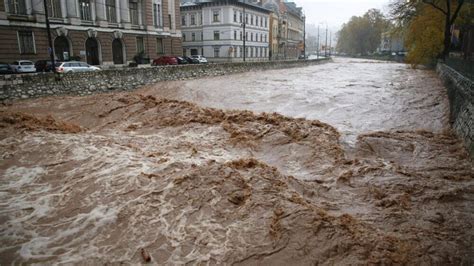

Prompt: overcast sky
[296,0,391,29]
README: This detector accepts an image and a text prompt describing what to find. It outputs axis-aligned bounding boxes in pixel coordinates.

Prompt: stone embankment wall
[0,59,330,101]
[437,63,474,157]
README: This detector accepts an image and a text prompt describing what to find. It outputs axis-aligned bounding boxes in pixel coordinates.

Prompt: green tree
[390,0,466,60]
[336,9,390,55]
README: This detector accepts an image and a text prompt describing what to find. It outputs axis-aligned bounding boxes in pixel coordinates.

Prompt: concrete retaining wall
[437,62,474,158]
[0,59,330,101]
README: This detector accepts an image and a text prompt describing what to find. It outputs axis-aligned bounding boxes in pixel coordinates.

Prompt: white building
[180,0,271,62]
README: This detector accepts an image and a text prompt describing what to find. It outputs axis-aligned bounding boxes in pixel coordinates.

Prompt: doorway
[85,37,100,65]
[112,38,124,64]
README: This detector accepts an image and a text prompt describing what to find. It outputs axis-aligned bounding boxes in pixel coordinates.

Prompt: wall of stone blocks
[0,58,330,102]
[437,63,474,158]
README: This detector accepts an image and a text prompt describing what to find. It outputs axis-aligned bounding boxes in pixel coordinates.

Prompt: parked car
[0,62,14,74]
[175,57,189,65]
[35,59,59,72]
[183,56,199,64]
[152,56,178,66]
[10,60,36,73]
[55,61,101,73]
[191,55,208,64]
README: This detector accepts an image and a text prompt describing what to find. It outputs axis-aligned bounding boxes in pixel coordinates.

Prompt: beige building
[262,0,304,60]
[0,0,183,65]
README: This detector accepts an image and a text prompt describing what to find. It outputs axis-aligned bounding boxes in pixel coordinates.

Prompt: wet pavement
[0,58,472,264]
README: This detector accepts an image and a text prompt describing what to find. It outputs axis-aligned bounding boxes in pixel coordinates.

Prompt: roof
[180,0,272,13]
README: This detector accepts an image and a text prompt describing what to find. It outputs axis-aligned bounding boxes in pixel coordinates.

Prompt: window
[214,31,220,40]
[7,0,27,15]
[239,47,242,57]
[251,47,254,57]
[79,0,91,21]
[192,33,195,41]
[265,17,267,28]
[233,47,237,57]
[245,47,248,57]
[260,34,262,42]
[240,31,242,40]
[191,14,196,25]
[18,31,35,54]
[201,32,203,40]
[182,33,186,41]
[156,38,164,54]
[153,3,162,27]
[245,14,248,24]
[256,16,258,26]
[233,10,237,22]
[234,31,237,40]
[169,14,172,29]
[181,15,186,26]
[106,0,116,23]
[245,32,248,41]
[250,33,253,41]
[213,10,219,22]
[239,12,242,23]
[130,1,139,25]
[214,47,220,57]
[47,0,61,18]
[250,15,253,25]
[261,17,263,27]
[136,37,144,54]
[183,48,186,56]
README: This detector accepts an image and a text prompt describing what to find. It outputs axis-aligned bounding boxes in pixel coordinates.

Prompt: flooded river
[0,58,472,264]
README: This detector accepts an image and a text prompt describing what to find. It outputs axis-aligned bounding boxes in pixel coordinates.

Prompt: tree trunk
[442,18,451,60]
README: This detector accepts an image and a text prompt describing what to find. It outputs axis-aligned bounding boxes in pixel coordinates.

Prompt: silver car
[191,55,208,64]
[10,60,36,73]
[56,61,101,73]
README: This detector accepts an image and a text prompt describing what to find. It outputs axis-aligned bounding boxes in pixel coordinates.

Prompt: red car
[151,56,178,66]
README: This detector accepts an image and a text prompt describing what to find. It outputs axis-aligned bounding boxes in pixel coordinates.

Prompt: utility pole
[302,15,306,59]
[316,25,319,59]
[242,0,246,62]
[43,0,56,73]
[324,25,328,57]
[329,31,332,57]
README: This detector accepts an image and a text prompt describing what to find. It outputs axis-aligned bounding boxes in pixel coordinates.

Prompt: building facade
[0,0,182,65]
[262,0,303,60]
[180,0,270,62]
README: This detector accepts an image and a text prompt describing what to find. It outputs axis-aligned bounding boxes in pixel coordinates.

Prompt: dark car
[175,57,189,65]
[183,56,199,64]
[151,56,178,66]
[35,59,59,72]
[0,62,14,74]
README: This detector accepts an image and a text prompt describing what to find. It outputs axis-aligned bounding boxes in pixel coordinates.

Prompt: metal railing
[445,57,474,81]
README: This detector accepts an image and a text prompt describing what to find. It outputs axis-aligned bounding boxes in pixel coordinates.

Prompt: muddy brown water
[0,58,472,264]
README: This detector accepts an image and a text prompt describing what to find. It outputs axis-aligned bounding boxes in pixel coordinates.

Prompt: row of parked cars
[0,60,101,74]
[152,55,208,66]
[0,55,208,75]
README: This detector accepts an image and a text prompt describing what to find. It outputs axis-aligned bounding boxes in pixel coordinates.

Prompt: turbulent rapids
[0,59,473,264]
